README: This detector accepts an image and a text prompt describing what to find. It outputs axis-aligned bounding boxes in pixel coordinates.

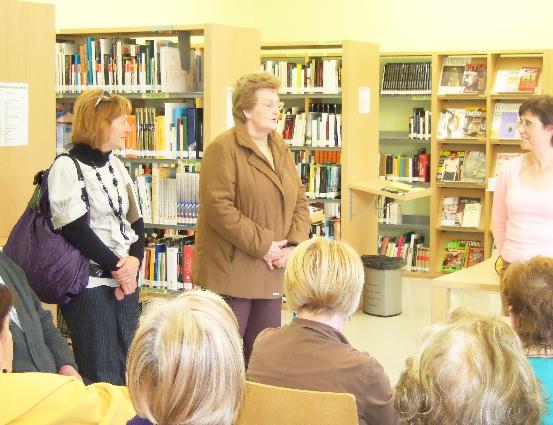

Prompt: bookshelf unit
[56,24,260,233]
[260,41,380,256]
[430,50,553,274]
[378,53,433,275]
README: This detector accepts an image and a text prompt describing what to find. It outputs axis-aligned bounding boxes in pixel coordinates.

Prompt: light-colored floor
[282,277,503,385]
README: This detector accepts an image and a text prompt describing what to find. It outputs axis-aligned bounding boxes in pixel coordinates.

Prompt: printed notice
[358,87,370,114]
[0,82,28,147]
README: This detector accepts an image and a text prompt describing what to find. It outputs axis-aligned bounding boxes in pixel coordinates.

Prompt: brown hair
[519,95,553,145]
[395,308,544,425]
[71,89,131,150]
[232,72,280,123]
[501,256,553,347]
[0,284,15,334]
[127,290,245,425]
[0,285,14,333]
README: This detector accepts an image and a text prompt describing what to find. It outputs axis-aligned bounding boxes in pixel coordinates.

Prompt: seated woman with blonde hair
[501,256,553,424]
[247,237,399,425]
[395,308,544,425]
[126,290,245,425]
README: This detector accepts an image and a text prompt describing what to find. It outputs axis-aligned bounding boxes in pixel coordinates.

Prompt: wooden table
[431,257,499,323]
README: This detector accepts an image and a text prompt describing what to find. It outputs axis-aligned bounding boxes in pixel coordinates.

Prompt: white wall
[25,0,553,51]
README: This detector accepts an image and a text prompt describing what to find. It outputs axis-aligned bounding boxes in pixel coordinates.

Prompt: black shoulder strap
[54,152,90,209]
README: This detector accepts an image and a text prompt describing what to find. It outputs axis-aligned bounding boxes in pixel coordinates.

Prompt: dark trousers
[224,296,281,365]
[60,285,139,385]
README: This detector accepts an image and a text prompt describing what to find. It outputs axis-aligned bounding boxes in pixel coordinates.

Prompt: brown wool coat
[192,121,311,299]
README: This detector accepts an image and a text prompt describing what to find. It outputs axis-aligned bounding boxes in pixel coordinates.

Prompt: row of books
[438,56,541,95]
[134,162,200,226]
[261,59,342,94]
[56,38,203,93]
[440,197,481,228]
[297,163,341,199]
[379,148,430,183]
[138,236,196,292]
[293,150,341,165]
[437,107,486,139]
[120,103,204,159]
[436,150,486,183]
[377,197,401,225]
[310,217,341,240]
[277,104,342,147]
[378,232,429,272]
[441,239,484,273]
[409,108,431,140]
[380,62,432,95]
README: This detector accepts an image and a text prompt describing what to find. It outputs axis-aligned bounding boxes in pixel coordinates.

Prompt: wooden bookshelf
[0,0,56,241]
[430,49,553,274]
[377,54,433,274]
[260,40,380,255]
[56,24,260,232]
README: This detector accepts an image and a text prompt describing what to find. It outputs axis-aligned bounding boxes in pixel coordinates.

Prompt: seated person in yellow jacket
[0,284,135,425]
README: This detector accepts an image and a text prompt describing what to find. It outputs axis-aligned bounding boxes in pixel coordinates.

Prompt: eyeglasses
[94,90,112,108]
[517,118,538,128]
[254,100,284,111]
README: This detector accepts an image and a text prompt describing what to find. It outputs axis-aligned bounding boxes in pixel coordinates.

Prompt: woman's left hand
[272,246,295,269]
[112,256,140,295]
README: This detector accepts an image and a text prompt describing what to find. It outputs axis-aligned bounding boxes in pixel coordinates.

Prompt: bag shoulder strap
[53,152,90,209]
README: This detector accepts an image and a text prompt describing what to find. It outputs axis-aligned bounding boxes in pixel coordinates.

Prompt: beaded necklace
[91,160,129,240]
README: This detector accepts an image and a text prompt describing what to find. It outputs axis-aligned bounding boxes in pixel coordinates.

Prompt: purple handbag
[4,153,90,304]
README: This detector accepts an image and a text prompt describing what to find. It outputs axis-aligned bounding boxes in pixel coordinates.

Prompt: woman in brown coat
[192,72,311,362]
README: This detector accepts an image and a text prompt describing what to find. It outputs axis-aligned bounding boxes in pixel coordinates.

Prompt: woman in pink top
[493,95,553,273]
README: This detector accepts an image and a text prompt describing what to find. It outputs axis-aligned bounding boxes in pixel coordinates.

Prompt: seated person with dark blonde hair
[247,237,399,425]
[501,256,553,425]
[395,308,544,425]
[126,290,245,425]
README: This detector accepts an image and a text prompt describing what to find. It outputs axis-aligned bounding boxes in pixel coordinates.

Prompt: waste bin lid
[361,255,403,270]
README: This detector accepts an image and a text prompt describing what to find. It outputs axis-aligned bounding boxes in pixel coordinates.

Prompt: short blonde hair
[285,237,363,317]
[71,89,131,150]
[127,290,245,425]
[395,308,544,425]
[501,256,553,347]
[232,72,280,123]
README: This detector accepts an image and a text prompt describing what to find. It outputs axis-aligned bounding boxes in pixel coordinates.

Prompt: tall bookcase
[260,40,380,256]
[0,0,56,243]
[430,50,553,274]
[378,53,433,277]
[55,24,260,233]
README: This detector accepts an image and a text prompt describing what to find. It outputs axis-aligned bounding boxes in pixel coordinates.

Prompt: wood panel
[203,24,260,146]
[340,40,380,256]
[0,0,55,240]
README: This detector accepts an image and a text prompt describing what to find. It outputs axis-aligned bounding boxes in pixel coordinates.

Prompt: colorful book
[518,67,541,93]
[462,63,487,94]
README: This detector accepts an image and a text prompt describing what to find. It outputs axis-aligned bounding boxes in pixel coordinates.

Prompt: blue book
[499,111,519,139]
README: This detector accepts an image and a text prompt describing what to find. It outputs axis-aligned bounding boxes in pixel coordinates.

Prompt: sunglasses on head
[94,90,112,108]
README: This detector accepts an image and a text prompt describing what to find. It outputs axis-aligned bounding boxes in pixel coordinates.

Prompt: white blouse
[48,154,140,288]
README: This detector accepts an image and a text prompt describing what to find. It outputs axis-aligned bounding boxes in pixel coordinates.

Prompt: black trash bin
[361,255,403,317]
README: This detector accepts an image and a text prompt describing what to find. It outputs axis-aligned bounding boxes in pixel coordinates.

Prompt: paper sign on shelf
[0,82,28,147]
[358,87,370,114]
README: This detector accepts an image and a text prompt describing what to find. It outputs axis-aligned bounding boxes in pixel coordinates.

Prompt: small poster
[358,87,370,114]
[0,82,28,147]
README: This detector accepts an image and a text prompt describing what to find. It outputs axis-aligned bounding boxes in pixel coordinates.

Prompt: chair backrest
[235,380,359,425]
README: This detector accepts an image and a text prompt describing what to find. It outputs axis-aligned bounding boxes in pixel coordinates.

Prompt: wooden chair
[235,380,359,425]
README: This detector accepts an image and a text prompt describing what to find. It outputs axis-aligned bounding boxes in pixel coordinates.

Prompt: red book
[182,245,195,289]
[518,67,541,93]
